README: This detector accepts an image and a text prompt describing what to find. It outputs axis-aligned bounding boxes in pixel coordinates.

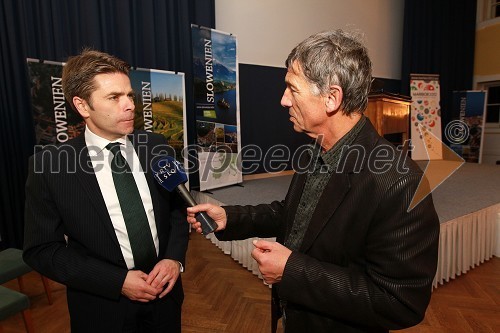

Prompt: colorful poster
[410,74,443,160]
[450,91,486,163]
[27,59,186,161]
[191,25,242,191]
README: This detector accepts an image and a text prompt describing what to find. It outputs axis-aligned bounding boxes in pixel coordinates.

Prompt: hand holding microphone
[151,156,219,234]
[186,203,227,234]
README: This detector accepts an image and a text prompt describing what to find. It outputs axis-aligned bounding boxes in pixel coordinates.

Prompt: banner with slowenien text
[450,91,486,163]
[130,68,187,162]
[191,25,242,191]
[27,59,85,145]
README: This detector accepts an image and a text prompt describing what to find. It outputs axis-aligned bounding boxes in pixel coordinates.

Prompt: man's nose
[281,90,291,108]
[124,96,135,111]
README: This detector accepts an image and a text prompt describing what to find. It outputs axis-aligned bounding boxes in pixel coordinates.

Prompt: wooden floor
[1,233,499,332]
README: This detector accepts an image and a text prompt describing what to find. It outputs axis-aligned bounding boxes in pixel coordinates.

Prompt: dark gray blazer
[218,120,440,333]
[23,130,189,331]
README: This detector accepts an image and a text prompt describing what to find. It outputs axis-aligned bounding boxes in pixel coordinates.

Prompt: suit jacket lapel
[128,132,163,233]
[281,171,307,243]
[299,172,350,252]
[298,119,378,252]
[72,134,121,249]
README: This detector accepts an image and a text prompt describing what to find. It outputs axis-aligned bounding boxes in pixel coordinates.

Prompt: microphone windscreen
[151,156,188,192]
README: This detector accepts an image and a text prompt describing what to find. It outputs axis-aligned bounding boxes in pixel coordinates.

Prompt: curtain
[401,0,477,145]
[0,0,215,249]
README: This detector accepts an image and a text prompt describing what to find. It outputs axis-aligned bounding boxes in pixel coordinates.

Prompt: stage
[193,162,500,288]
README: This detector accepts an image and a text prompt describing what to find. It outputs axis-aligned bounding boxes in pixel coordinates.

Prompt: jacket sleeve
[23,153,128,300]
[148,131,189,267]
[165,193,189,267]
[215,200,285,241]
[278,173,440,329]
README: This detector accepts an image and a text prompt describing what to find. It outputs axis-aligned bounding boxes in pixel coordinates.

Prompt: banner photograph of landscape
[192,25,242,190]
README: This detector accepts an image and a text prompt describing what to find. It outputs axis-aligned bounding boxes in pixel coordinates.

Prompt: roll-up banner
[410,74,443,160]
[191,25,243,191]
[450,91,487,163]
[27,59,187,163]
[130,68,187,163]
[27,59,85,145]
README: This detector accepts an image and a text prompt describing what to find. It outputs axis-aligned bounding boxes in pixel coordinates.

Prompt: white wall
[215,0,404,79]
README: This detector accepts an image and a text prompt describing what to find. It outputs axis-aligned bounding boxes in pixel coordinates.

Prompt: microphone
[151,155,218,234]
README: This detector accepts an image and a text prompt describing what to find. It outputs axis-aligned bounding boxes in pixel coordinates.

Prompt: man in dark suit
[23,49,189,332]
[187,30,440,332]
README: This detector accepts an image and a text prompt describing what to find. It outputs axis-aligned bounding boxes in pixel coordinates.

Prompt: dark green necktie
[106,142,157,272]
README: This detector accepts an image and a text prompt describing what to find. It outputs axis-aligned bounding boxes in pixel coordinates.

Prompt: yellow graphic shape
[408,124,465,211]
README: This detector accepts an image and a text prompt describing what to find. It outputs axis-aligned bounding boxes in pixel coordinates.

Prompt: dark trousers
[68,290,181,333]
[122,297,181,333]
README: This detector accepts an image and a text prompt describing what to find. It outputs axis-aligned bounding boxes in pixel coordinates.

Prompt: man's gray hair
[286,30,372,115]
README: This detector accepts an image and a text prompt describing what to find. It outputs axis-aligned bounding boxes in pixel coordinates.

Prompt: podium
[365,92,411,146]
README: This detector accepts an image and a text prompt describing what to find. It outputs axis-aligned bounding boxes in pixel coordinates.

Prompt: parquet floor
[1,233,499,332]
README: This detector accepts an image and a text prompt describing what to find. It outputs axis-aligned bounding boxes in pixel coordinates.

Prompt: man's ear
[325,85,343,113]
[73,96,89,119]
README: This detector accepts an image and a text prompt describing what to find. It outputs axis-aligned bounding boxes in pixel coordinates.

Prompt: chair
[0,248,52,305]
[0,286,35,333]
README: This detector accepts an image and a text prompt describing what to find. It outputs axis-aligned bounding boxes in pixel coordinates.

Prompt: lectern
[365,92,411,146]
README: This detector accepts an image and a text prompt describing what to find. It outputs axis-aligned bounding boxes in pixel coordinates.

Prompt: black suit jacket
[23,130,189,331]
[218,121,440,333]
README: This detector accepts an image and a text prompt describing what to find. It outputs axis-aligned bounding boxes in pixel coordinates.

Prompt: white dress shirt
[85,127,159,270]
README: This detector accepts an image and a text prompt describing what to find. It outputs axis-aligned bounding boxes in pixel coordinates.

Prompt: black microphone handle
[176,184,218,234]
[176,183,198,207]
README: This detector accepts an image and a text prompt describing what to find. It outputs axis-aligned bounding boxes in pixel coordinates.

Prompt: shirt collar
[308,116,367,171]
[84,126,128,156]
